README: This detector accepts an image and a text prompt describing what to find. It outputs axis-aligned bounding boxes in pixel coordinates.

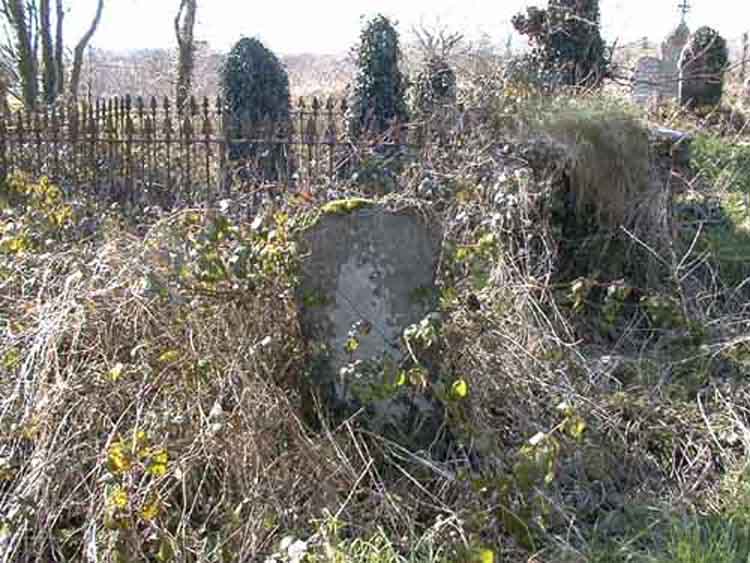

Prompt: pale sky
[64,0,748,55]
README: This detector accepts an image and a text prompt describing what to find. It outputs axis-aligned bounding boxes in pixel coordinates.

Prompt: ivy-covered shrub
[679,26,729,108]
[219,37,291,179]
[346,15,409,139]
[511,0,610,90]
[412,56,457,117]
[411,27,460,118]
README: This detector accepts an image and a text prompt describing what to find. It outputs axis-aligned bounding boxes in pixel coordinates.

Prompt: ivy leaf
[134,431,149,455]
[451,378,469,399]
[395,371,407,387]
[473,548,495,563]
[140,496,161,522]
[158,350,180,364]
[344,337,359,354]
[106,442,132,475]
[156,536,175,562]
[147,449,169,478]
[110,486,129,510]
[108,362,124,382]
[564,414,587,441]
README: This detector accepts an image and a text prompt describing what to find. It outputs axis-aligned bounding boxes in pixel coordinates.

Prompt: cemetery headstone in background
[661,22,691,99]
[632,56,665,105]
[630,22,691,105]
[296,199,445,451]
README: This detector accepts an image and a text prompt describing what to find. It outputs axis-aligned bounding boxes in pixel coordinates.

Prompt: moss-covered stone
[320,198,374,215]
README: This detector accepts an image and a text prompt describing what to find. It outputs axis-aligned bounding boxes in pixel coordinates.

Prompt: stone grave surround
[296,200,446,451]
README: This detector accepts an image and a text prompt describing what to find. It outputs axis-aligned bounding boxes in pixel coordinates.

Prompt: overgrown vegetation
[2,19,750,563]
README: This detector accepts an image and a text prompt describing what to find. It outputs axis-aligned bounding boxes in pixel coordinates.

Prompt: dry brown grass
[3,54,750,563]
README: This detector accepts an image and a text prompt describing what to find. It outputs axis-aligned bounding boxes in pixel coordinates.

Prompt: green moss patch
[320,198,374,215]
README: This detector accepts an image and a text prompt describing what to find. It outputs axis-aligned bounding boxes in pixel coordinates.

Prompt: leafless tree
[1,0,39,106]
[0,0,104,107]
[175,0,196,111]
[40,0,55,103]
[68,0,104,99]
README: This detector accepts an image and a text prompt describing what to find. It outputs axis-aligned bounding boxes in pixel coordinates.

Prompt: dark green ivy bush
[511,0,610,90]
[346,15,409,139]
[220,37,291,179]
[412,55,457,117]
[679,26,728,107]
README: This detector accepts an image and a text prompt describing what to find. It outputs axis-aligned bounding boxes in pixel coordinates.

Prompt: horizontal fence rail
[0,95,437,208]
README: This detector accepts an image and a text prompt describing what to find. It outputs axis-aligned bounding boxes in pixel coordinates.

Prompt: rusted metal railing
[0,94,422,207]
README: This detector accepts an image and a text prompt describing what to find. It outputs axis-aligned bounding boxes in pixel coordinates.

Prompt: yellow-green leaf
[156,536,175,562]
[140,496,161,521]
[1,348,21,371]
[555,401,573,416]
[0,461,16,482]
[106,442,132,475]
[395,371,407,387]
[134,430,149,457]
[344,337,359,354]
[147,449,169,477]
[158,350,180,363]
[108,362,124,382]
[110,486,129,509]
[564,414,587,441]
[451,378,469,399]
[473,548,495,563]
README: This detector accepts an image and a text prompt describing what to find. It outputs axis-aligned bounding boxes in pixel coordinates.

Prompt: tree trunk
[175,0,196,112]
[7,0,38,108]
[69,0,103,99]
[55,0,64,93]
[40,0,57,104]
[0,72,9,114]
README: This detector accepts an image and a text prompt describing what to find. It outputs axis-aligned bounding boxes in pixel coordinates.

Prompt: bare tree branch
[54,0,63,91]
[69,0,102,99]
[6,0,37,106]
[39,0,56,103]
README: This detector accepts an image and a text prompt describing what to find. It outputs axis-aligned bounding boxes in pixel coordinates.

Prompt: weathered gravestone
[678,26,728,108]
[661,22,691,99]
[296,199,446,451]
[632,56,665,105]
